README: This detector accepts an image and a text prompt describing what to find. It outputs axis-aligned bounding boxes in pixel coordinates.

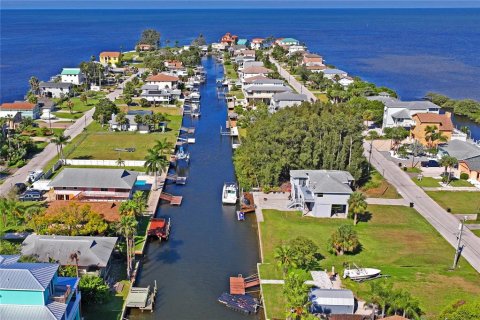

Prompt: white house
[240,66,272,80]
[243,82,291,104]
[140,85,181,103]
[145,73,179,89]
[109,113,150,133]
[338,77,355,87]
[309,289,355,315]
[39,81,72,98]
[288,45,307,55]
[367,95,441,129]
[60,68,85,85]
[321,68,348,80]
[250,38,264,50]
[269,92,308,112]
[289,170,354,218]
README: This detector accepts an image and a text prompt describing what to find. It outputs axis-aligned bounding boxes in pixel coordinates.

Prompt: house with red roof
[411,112,454,146]
[220,32,238,46]
[145,73,180,89]
[0,101,40,119]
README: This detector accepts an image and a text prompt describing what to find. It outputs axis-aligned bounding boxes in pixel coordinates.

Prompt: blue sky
[3,0,480,9]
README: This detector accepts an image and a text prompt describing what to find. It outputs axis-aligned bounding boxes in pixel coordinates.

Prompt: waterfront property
[243,78,291,104]
[45,200,122,222]
[321,68,348,80]
[367,94,441,129]
[438,139,480,160]
[109,113,150,133]
[140,85,181,104]
[99,51,122,66]
[309,288,355,315]
[60,68,85,85]
[240,65,272,80]
[39,81,72,98]
[0,256,82,320]
[0,101,40,119]
[269,92,308,112]
[250,38,264,50]
[145,73,179,89]
[289,170,354,218]
[276,37,300,46]
[136,44,154,51]
[410,112,454,146]
[220,32,238,46]
[302,53,324,67]
[21,235,118,279]
[48,168,139,201]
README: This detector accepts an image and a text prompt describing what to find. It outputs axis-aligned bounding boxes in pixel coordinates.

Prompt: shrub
[460,173,469,180]
[79,275,109,304]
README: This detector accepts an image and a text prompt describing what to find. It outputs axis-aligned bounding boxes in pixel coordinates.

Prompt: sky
[3,0,480,9]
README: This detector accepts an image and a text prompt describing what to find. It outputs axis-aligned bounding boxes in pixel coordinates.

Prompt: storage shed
[309,289,355,315]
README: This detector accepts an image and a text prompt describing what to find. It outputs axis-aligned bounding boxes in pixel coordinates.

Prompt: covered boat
[218,292,260,315]
[147,218,171,240]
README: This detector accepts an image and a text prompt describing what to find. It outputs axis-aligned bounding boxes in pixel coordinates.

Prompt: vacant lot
[259,206,480,319]
[426,191,480,214]
[360,170,401,199]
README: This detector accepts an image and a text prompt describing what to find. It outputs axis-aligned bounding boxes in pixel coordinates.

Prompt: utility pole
[452,217,466,269]
[368,139,373,175]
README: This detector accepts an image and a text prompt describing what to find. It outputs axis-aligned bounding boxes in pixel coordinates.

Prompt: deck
[160,192,183,206]
[229,274,260,295]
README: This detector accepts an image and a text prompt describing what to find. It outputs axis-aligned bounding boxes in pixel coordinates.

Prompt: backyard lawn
[413,177,441,188]
[134,216,151,253]
[121,105,183,116]
[258,206,480,318]
[224,63,238,80]
[82,280,130,320]
[426,191,480,214]
[360,170,401,199]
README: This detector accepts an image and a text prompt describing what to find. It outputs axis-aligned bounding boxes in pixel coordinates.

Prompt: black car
[13,183,27,194]
[421,159,439,168]
[19,190,43,201]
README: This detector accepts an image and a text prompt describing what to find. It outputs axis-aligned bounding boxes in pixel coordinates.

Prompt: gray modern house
[289,170,354,218]
[269,92,308,112]
[309,289,355,315]
[39,81,72,98]
[21,235,118,279]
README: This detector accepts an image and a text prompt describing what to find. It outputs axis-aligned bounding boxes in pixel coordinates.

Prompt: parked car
[19,190,43,202]
[13,182,27,194]
[421,160,439,167]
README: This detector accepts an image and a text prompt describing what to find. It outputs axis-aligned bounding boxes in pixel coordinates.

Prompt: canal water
[451,114,480,142]
[133,57,261,319]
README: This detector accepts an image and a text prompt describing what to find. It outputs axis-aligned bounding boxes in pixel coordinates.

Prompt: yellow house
[99,51,122,66]
[410,112,453,146]
[459,157,480,183]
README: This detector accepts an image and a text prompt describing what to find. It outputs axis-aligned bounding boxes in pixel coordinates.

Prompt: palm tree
[439,155,458,184]
[115,112,128,131]
[69,252,80,278]
[144,148,169,191]
[29,76,40,95]
[51,133,70,163]
[116,215,138,278]
[116,157,125,167]
[119,200,139,217]
[368,280,393,318]
[283,271,310,319]
[66,100,74,114]
[132,191,147,214]
[274,245,296,275]
[424,125,447,149]
[398,290,421,319]
[460,126,470,137]
[348,192,367,225]
[328,224,360,255]
[153,138,173,156]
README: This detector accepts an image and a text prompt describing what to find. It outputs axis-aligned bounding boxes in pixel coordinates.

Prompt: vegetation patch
[426,191,480,214]
[360,170,401,199]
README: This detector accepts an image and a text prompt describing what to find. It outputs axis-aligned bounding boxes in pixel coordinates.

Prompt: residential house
[459,156,480,183]
[212,42,227,51]
[164,60,183,69]
[288,45,307,55]
[242,61,264,69]
[302,53,324,66]
[22,235,118,279]
[240,66,272,80]
[0,256,82,320]
[242,75,270,86]
[0,111,22,130]
[269,92,308,112]
[136,44,154,51]
[367,95,441,129]
[109,113,150,133]
[39,82,72,99]
[237,39,249,46]
[0,101,41,119]
[99,52,122,66]
[60,68,85,85]
[45,201,122,223]
[306,65,327,73]
[410,112,453,146]
[234,55,255,68]
[276,38,300,46]
[309,289,355,315]
[220,32,238,46]
[322,68,348,80]
[438,140,480,161]
[250,38,264,49]
[243,79,291,104]
[145,73,179,89]
[290,170,354,218]
[140,84,181,104]
[338,77,355,87]
[49,168,139,201]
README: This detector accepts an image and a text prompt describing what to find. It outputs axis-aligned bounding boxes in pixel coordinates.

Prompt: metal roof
[439,140,480,160]
[61,68,81,75]
[0,254,20,265]
[309,288,355,305]
[290,170,354,194]
[39,81,72,89]
[22,235,118,268]
[0,304,65,320]
[0,262,58,290]
[272,92,308,102]
[367,96,441,110]
[49,168,138,189]
[252,78,284,85]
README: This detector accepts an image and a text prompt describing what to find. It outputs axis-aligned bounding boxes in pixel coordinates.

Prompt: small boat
[236,211,245,221]
[217,292,260,315]
[175,146,190,163]
[222,182,238,205]
[343,265,381,281]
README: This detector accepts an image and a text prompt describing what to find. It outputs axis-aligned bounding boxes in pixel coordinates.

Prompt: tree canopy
[93,98,119,125]
[439,298,480,320]
[138,29,161,47]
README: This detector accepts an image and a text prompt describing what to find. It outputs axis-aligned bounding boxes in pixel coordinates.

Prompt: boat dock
[125,281,158,313]
[180,126,196,134]
[160,191,183,205]
[166,174,187,185]
[229,274,260,295]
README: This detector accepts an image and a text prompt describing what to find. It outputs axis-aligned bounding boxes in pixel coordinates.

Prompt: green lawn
[82,280,130,320]
[52,112,83,120]
[122,105,183,116]
[259,206,480,318]
[228,90,245,100]
[134,216,151,253]
[449,179,473,187]
[426,191,480,214]
[224,63,238,80]
[360,170,401,199]
[414,177,441,188]
[261,284,286,320]
[65,114,182,160]
[471,229,480,237]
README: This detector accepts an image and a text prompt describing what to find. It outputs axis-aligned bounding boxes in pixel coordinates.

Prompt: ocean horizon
[1,8,479,103]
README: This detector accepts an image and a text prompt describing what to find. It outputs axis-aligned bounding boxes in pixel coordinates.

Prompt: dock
[125,282,158,313]
[160,192,183,205]
[229,274,260,295]
[218,293,260,315]
[180,126,196,134]
[166,174,187,185]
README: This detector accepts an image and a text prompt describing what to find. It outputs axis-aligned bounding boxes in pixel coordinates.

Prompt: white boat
[343,266,381,281]
[222,182,238,205]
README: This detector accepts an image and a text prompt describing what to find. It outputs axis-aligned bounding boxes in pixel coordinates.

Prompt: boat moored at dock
[222,182,238,204]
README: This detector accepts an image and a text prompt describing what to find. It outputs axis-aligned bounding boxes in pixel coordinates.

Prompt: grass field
[121,105,183,116]
[360,170,401,199]
[414,177,441,188]
[426,191,480,214]
[134,216,151,253]
[224,63,238,80]
[258,206,480,318]
[65,114,182,160]
[472,229,480,237]
[82,280,130,320]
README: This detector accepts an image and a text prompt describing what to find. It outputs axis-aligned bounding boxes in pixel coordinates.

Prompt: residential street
[0,70,141,196]
[364,141,480,273]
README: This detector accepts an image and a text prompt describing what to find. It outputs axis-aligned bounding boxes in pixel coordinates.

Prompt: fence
[64,159,146,167]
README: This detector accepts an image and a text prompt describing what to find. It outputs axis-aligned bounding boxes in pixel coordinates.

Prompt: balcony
[51,284,71,303]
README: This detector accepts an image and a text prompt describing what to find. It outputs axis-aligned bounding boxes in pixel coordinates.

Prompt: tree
[66,100,74,114]
[368,280,393,318]
[79,275,109,304]
[288,236,319,270]
[93,98,119,125]
[328,224,360,255]
[274,245,296,275]
[384,126,409,153]
[119,200,140,217]
[138,29,161,47]
[439,298,480,320]
[153,138,173,156]
[439,155,458,185]
[348,192,367,225]
[116,215,137,278]
[283,271,310,319]
[27,91,38,104]
[124,94,133,106]
[115,112,128,131]
[410,140,424,168]
[51,133,70,162]
[80,93,88,106]
[29,76,40,95]
[144,148,169,190]
[132,191,147,215]
[139,98,150,108]
[424,125,448,149]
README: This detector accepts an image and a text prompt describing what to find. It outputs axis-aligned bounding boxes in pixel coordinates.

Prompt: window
[317,193,323,197]
[101,188,108,192]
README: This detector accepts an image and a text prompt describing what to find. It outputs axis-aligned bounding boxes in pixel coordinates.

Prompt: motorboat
[343,265,381,281]
[175,146,190,163]
[222,182,238,204]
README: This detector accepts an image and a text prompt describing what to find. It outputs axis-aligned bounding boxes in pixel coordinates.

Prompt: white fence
[64,159,146,167]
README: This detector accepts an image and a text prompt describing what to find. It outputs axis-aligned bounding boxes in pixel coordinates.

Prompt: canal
[452,114,480,141]
[133,57,261,319]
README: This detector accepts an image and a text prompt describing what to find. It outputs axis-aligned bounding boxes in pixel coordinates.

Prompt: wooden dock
[160,192,183,206]
[229,274,260,295]
[180,126,196,134]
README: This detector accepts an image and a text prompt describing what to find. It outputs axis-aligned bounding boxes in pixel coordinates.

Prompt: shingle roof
[439,140,480,160]
[413,113,453,131]
[49,168,138,189]
[243,75,270,83]
[463,155,480,171]
[272,92,308,102]
[0,304,64,320]
[323,68,347,75]
[0,262,58,290]
[290,170,354,194]
[1,102,36,111]
[39,81,72,89]
[61,68,81,75]
[391,109,412,119]
[245,85,290,92]
[242,66,272,74]
[368,96,441,110]
[146,73,179,82]
[100,51,121,58]
[22,235,118,268]
[252,78,284,85]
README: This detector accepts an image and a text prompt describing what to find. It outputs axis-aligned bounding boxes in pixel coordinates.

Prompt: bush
[79,275,109,304]
[460,173,469,180]
[16,160,26,168]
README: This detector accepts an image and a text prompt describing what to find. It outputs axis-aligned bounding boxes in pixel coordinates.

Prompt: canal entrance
[134,57,261,319]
